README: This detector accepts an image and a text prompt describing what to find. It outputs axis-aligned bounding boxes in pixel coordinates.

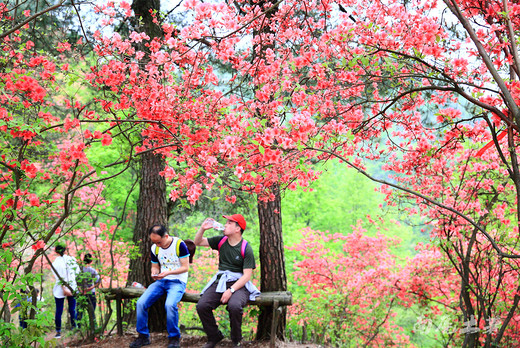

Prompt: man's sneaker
[129,333,151,348]
[167,336,180,348]
[232,341,242,347]
[54,332,61,339]
[202,332,224,348]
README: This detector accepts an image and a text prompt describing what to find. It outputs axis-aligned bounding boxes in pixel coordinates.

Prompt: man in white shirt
[52,244,80,338]
[129,225,190,348]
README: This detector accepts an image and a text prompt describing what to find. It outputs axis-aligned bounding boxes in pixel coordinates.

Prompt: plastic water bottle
[212,221,225,231]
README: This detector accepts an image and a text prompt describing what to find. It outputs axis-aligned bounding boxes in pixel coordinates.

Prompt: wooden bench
[100,287,292,347]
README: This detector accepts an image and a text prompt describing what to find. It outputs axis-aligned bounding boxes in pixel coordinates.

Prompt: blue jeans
[136,279,186,338]
[55,296,77,332]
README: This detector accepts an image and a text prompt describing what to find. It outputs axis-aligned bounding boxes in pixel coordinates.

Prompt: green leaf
[4,251,13,264]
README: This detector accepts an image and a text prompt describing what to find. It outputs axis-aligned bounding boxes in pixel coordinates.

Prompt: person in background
[14,289,39,329]
[78,253,101,326]
[52,244,80,339]
[194,214,260,348]
[129,225,190,348]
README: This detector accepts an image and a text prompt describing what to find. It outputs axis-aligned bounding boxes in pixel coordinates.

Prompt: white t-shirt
[150,237,189,284]
[52,255,80,298]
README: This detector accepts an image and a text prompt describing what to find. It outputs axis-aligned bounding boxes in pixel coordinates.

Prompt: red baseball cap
[222,214,246,231]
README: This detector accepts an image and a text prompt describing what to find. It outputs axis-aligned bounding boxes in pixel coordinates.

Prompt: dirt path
[57,331,326,348]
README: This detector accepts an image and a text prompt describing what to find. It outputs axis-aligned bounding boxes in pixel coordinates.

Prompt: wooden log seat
[99,287,292,347]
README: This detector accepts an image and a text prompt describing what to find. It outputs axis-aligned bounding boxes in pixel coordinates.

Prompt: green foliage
[285,161,409,230]
[85,142,139,241]
[393,306,454,347]
[0,248,53,347]
[282,160,424,268]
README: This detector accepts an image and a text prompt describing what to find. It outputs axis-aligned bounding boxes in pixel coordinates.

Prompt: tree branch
[306,147,520,259]
[0,0,67,40]
[502,0,520,80]
[443,0,520,125]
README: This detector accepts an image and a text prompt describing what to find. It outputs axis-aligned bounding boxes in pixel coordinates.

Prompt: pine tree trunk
[126,0,167,333]
[127,152,167,285]
[248,0,286,340]
[127,152,168,331]
[256,185,287,340]
[247,0,286,340]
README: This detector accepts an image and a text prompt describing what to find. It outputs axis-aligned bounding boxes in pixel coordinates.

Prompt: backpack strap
[218,236,228,251]
[154,238,182,258]
[218,236,247,259]
[176,238,181,256]
[240,239,247,259]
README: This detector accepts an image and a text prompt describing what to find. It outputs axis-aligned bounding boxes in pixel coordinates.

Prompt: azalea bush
[287,224,410,346]
[0,3,138,344]
[67,224,132,289]
[387,143,520,346]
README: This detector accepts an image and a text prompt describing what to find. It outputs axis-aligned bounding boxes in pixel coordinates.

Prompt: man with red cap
[194,214,260,348]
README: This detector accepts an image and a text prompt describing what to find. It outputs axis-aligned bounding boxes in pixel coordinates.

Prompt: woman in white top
[51,244,79,338]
